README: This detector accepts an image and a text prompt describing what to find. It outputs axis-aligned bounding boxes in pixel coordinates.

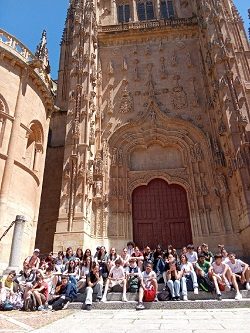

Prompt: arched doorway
[132,178,192,249]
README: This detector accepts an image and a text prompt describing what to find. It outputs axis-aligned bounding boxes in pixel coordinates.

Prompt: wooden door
[132,178,192,249]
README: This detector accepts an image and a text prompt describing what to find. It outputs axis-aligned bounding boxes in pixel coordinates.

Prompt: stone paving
[1,308,250,333]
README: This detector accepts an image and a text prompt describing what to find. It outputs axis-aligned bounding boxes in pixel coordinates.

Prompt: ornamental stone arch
[25,120,44,171]
[104,111,224,245]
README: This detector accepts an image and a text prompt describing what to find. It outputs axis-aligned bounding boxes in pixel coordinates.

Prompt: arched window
[137,1,155,21]
[0,96,8,148]
[160,0,175,19]
[25,121,44,172]
[117,3,131,23]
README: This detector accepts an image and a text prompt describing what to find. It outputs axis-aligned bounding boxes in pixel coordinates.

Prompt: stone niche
[130,144,183,171]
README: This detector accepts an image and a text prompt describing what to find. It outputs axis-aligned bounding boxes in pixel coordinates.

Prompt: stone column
[7,215,27,271]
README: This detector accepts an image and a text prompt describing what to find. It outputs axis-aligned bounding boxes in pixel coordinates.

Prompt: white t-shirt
[142,270,156,287]
[227,259,245,274]
[109,265,125,279]
[180,262,193,275]
[186,251,198,264]
[212,262,228,275]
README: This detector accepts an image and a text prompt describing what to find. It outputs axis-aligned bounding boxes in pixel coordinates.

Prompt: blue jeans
[181,271,198,296]
[167,279,180,298]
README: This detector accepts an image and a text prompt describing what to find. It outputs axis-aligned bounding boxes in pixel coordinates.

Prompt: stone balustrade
[98,16,198,33]
[0,28,34,62]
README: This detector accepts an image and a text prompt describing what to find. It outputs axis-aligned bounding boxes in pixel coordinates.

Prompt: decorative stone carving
[171,75,187,109]
[119,82,133,114]
[191,143,203,162]
[86,170,93,185]
[122,57,128,71]
[190,78,199,107]
[93,152,103,177]
[186,52,193,68]
[63,164,71,179]
[134,59,140,81]
[159,57,167,79]
[218,118,227,135]
[107,60,114,75]
[89,121,95,145]
[215,173,229,197]
[78,162,84,178]
[95,180,103,197]
[213,139,225,166]
[170,51,177,67]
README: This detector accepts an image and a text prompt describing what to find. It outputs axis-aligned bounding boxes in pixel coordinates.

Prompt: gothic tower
[36,0,250,255]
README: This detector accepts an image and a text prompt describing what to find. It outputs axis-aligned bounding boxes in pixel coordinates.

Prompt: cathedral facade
[1,0,250,270]
[36,0,250,256]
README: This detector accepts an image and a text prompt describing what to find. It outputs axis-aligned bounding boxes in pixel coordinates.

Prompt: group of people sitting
[0,242,249,311]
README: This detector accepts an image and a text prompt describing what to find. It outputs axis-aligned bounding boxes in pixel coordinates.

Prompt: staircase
[69,288,250,310]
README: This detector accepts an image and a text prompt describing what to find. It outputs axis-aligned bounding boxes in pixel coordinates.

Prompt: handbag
[143,288,156,302]
[2,300,14,311]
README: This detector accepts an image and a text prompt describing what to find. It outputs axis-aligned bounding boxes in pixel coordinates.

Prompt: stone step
[75,289,250,303]
[69,298,250,310]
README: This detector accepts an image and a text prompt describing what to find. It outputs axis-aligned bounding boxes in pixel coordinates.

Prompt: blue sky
[0,0,249,79]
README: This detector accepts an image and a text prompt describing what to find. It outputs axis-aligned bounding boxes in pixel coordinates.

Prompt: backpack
[128,267,140,293]
[2,299,14,311]
[143,287,156,302]
[24,293,36,311]
[198,276,215,292]
[157,288,171,301]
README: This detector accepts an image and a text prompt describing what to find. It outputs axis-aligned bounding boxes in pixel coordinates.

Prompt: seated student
[165,260,182,301]
[195,254,214,292]
[143,246,153,270]
[186,244,198,266]
[131,246,144,271]
[97,246,109,280]
[126,257,141,293]
[54,251,64,273]
[227,253,250,290]
[163,254,176,284]
[63,259,80,284]
[63,247,74,266]
[120,248,130,268]
[101,258,127,302]
[48,275,77,311]
[107,248,120,271]
[23,249,40,273]
[153,245,165,282]
[201,243,213,264]
[29,275,49,311]
[136,262,158,310]
[77,256,92,291]
[84,262,103,311]
[180,254,199,300]
[0,271,16,304]
[127,241,135,256]
[211,253,242,300]
[43,267,58,295]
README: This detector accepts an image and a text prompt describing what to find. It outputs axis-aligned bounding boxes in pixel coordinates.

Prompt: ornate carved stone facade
[37,0,250,255]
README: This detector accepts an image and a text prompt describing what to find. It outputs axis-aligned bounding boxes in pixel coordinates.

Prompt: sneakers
[217,294,222,301]
[86,304,92,311]
[235,292,242,301]
[194,287,199,295]
[154,295,158,302]
[63,301,70,310]
[246,282,250,291]
[122,295,128,302]
[136,302,145,310]
[101,296,107,303]
[183,295,188,301]
[47,305,53,311]
[37,305,45,311]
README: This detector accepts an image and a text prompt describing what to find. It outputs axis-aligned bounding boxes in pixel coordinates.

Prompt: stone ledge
[69,298,250,310]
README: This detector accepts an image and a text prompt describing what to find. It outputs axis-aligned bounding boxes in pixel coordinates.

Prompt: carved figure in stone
[134,59,139,81]
[78,162,84,178]
[160,57,167,79]
[64,165,71,180]
[108,60,114,75]
[191,143,203,162]
[117,148,123,166]
[119,83,133,114]
[122,58,128,71]
[145,45,151,56]
[145,63,155,95]
[111,148,118,166]
[218,118,226,135]
[89,121,95,144]
[171,76,187,109]
[86,170,93,185]
[213,139,225,166]
[216,173,229,197]
[94,153,103,175]
[171,51,177,67]
[186,52,193,68]
[95,180,103,197]
[159,39,163,52]
[150,109,156,123]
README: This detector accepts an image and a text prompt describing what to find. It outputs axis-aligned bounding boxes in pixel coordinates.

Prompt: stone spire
[35,30,51,74]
